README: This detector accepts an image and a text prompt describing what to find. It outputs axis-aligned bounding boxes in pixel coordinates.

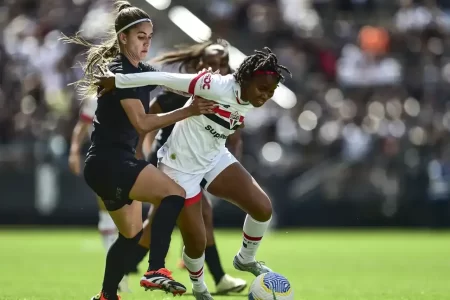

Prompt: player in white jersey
[95,47,291,300]
[68,96,131,293]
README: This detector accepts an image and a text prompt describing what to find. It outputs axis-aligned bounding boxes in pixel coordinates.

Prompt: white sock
[237,214,271,264]
[183,248,208,292]
[98,211,117,252]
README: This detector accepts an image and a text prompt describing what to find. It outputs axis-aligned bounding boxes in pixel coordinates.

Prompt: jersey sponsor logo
[201,74,212,90]
[205,125,228,139]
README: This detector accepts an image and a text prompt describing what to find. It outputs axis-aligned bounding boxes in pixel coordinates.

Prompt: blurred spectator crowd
[1,0,450,225]
[0,0,116,165]
[196,0,450,225]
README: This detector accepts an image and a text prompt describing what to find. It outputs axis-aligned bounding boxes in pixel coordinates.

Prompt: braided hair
[234,47,291,85]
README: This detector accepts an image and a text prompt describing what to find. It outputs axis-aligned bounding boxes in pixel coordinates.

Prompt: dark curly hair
[234,47,291,85]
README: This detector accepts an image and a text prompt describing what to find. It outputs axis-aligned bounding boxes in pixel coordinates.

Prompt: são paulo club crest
[229,111,240,129]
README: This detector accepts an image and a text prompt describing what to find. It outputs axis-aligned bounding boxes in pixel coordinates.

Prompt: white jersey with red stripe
[158,73,253,174]
[115,70,255,174]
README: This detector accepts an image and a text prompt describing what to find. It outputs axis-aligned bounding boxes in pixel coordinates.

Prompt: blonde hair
[152,39,229,73]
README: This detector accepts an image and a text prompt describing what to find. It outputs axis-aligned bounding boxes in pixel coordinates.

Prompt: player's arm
[226,130,243,161]
[135,99,163,159]
[68,117,91,175]
[142,100,163,155]
[135,134,146,160]
[120,96,214,135]
[95,70,223,100]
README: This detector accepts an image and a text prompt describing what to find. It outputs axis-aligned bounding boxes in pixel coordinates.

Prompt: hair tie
[253,70,277,75]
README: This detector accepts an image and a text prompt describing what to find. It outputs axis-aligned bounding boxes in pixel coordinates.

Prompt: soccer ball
[248,272,294,300]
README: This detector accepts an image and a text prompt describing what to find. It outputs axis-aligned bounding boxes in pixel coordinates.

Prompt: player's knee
[164,183,186,199]
[184,234,206,258]
[251,196,272,222]
[119,228,143,241]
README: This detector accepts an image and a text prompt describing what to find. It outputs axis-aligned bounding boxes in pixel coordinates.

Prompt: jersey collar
[233,83,251,106]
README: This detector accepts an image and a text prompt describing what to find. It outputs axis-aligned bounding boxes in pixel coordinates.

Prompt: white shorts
[158,150,237,205]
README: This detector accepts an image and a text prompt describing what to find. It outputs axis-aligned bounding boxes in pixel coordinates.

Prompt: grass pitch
[0,229,449,300]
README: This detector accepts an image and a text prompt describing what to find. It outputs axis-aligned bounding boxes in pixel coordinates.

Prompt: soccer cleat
[90,292,121,300]
[140,268,186,296]
[233,255,272,276]
[192,289,214,300]
[118,275,131,293]
[215,274,247,294]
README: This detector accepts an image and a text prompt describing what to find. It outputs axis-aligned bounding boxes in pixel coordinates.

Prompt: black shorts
[84,149,149,211]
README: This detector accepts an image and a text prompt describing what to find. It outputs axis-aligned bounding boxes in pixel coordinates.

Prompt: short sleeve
[80,96,97,122]
[155,92,171,113]
[140,63,159,72]
[155,91,187,113]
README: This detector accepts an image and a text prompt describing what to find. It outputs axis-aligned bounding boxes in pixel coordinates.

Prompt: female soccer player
[95,47,291,299]
[125,40,247,294]
[68,96,132,293]
[63,1,216,300]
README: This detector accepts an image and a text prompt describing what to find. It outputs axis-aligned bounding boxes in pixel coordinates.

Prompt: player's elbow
[134,115,150,135]
[136,114,163,133]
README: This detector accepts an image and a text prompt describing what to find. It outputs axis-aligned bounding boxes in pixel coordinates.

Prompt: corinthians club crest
[229,111,240,129]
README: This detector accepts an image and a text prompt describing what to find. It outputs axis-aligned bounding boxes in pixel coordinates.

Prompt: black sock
[124,244,149,275]
[102,231,142,299]
[148,195,185,271]
[205,244,226,285]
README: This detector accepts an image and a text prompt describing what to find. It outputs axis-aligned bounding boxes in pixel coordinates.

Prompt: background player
[124,40,247,295]
[94,47,291,299]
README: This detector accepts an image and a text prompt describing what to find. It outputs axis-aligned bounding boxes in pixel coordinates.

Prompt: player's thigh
[85,151,173,209]
[108,200,143,238]
[129,164,185,204]
[177,200,206,257]
[205,153,272,222]
[158,163,203,201]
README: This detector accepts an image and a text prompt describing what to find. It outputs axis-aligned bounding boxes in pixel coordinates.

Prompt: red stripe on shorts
[185,192,202,206]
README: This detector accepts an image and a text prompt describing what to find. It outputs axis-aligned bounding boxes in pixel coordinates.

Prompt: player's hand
[198,67,219,75]
[94,65,116,97]
[68,152,81,176]
[189,96,217,116]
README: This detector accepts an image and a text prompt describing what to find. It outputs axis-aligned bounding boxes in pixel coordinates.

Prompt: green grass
[1,229,450,300]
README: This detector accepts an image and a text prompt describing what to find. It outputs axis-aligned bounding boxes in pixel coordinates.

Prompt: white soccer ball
[248,272,294,300]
